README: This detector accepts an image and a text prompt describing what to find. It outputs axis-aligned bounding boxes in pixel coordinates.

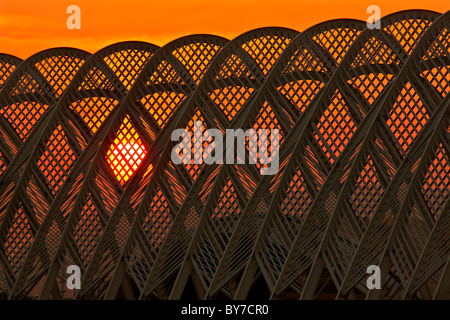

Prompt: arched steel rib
[212,10,439,300]
[0,42,159,296]
[143,19,368,300]
[76,27,298,300]
[274,11,449,300]
[10,35,228,299]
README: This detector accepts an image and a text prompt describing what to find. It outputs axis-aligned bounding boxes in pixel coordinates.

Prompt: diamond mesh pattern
[106,116,147,185]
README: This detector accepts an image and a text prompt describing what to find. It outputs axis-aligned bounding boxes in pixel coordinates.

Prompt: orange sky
[0,0,447,59]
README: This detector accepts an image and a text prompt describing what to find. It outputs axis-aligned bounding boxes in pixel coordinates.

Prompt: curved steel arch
[335,93,450,299]
[208,9,440,300]
[0,41,159,185]
[75,27,299,300]
[272,11,449,300]
[0,48,90,175]
[0,10,447,300]
[0,53,22,92]
[0,53,23,175]
[142,18,368,301]
[0,41,159,296]
[12,34,229,300]
[405,201,450,299]
[363,105,450,300]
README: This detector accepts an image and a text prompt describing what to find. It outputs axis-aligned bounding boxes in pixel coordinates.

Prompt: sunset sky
[0,0,447,59]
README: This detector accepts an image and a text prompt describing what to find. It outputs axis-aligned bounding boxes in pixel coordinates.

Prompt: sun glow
[106,116,147,185]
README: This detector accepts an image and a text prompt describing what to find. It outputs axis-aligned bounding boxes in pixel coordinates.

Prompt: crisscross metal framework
[0,9,448,300]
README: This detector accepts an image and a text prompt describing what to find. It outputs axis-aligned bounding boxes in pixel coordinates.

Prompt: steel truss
[0,9,448,300]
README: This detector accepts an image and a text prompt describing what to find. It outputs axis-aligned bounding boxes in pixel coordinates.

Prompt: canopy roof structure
[0,9,448,300]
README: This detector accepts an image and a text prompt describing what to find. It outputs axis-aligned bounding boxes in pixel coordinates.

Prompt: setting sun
[106,116,147,184]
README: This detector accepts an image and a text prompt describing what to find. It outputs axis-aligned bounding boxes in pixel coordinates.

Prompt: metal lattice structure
[0,9,449,300]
